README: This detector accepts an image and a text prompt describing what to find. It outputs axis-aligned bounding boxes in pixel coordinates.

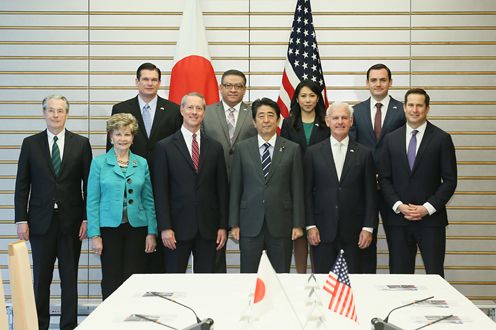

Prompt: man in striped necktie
[229,98,305,273]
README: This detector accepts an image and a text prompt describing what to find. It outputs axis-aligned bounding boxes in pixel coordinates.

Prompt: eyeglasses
[222,83,245,90]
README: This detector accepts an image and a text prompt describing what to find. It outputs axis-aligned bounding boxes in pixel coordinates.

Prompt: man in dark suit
[379,88,457,277]
[229,98,304,273]
[203,69,257,273]
[153,93,229,273]
[350,63,406,273]
[305,102,377,273]
[15,95,92,330]
[109,62,182,273]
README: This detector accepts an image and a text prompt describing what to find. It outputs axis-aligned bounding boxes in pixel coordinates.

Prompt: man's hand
[216,229,227,250]
[292,227,303,240]
[307,227,320,246]
[358,230,372,249]
[230,227,240,241]
[399,203,428,221]
[17,223,29,241]
[79,221,88,241]
[161,229,177,250]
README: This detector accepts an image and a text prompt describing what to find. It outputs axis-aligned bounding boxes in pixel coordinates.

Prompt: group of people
[14,62,457,329]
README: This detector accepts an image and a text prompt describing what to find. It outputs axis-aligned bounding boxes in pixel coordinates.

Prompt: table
[77,274,496,329]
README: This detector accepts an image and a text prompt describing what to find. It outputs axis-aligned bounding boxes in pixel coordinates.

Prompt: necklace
[117,158,129,165]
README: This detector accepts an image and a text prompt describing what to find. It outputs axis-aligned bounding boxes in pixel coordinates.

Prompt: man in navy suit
[153,93,229,273]
[109,62,182,273]
[350,64,406,273]
[379,88,457,277]
[305,102,377,273]
[15,95,92,330]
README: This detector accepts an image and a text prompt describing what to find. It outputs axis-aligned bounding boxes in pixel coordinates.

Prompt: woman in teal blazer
[87,113,157,300]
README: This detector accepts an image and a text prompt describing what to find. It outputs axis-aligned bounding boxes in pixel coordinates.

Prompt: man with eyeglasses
[109,62,182,273]
[203,69,257,272]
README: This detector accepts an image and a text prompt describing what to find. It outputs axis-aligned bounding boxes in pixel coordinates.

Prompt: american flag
[323,250,358,322]
[277,0,328,119]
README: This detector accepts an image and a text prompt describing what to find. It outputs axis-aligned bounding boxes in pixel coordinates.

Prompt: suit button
[335,205,339,209]
[128,199,134,205]
[127,178,132,184]
[338,187,342,191]
[128,189,133,194]
[262,200,265,204]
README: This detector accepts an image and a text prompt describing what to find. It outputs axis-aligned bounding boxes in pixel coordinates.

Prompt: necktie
[52,136,61,176]
[142,104,152,137]
[261,143,271,179]
[227,108,235,144]
[407,130,418,170]
[374,103,383,139]
[192,133,200,172]
[335,142,345,180]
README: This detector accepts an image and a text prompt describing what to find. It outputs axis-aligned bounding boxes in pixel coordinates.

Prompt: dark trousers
[312,237,361,274]
[164,235,217,273]
[30,211,81,330]
[213,245,227,273]
[100,223,147,300]
[389,225,446,277]
[144,243,166,273]
[239,224,292,273]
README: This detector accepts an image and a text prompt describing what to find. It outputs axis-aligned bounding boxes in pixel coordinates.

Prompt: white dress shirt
[181,126,201,157]
[257,134,277,159]
[138,95,158,124]
[47,128,66,160]
[222,100,242,125]
[370,95,391,130]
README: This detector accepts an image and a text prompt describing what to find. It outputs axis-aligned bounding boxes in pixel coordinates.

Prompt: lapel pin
[160,107,165,111]
[315,123,319,127]
[279,146,285,152]
[393,106,397,109]
[350,149,355,153]
[132,160,137,166]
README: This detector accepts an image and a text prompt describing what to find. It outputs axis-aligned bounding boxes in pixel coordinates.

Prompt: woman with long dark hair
[281,80,330,273]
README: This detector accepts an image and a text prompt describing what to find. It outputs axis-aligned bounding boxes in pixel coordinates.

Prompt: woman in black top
[281,80,330,273]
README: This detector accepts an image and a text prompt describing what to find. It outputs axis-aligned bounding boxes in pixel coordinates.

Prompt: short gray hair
[180,92,206,110]
[326,101,354,117]
[42,95,70,113]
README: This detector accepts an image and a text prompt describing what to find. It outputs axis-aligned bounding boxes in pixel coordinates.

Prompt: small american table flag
[323,250,358,322]
[277,0,328,119]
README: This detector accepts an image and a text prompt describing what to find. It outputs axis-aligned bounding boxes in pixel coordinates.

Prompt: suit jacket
[153,130,229,241]
[15,130,92,235]
[229,136,305,238]
[350,96,405,162]
[203,101,257,177]
[280,117,330,154]
[86,149,158,237]
[108,95,182,169]
[379,122,457,227]
[304,139,377,243]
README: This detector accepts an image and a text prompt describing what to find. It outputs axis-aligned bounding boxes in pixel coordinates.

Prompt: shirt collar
[181,125,201,138]
[47,128,66,141]
[222,100,242,113]
[258,134,277,148]
[138,95,158,112]
[370,95,391,109]
[330,135,349,147]
[406,121,428,136]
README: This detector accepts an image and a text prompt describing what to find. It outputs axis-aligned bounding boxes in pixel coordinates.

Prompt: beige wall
[0,0,495,302]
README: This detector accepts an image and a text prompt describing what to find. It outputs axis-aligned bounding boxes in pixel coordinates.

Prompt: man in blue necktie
[378,88,457,277]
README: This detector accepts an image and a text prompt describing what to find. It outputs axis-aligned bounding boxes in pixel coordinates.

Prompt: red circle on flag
[253,278,266,303]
